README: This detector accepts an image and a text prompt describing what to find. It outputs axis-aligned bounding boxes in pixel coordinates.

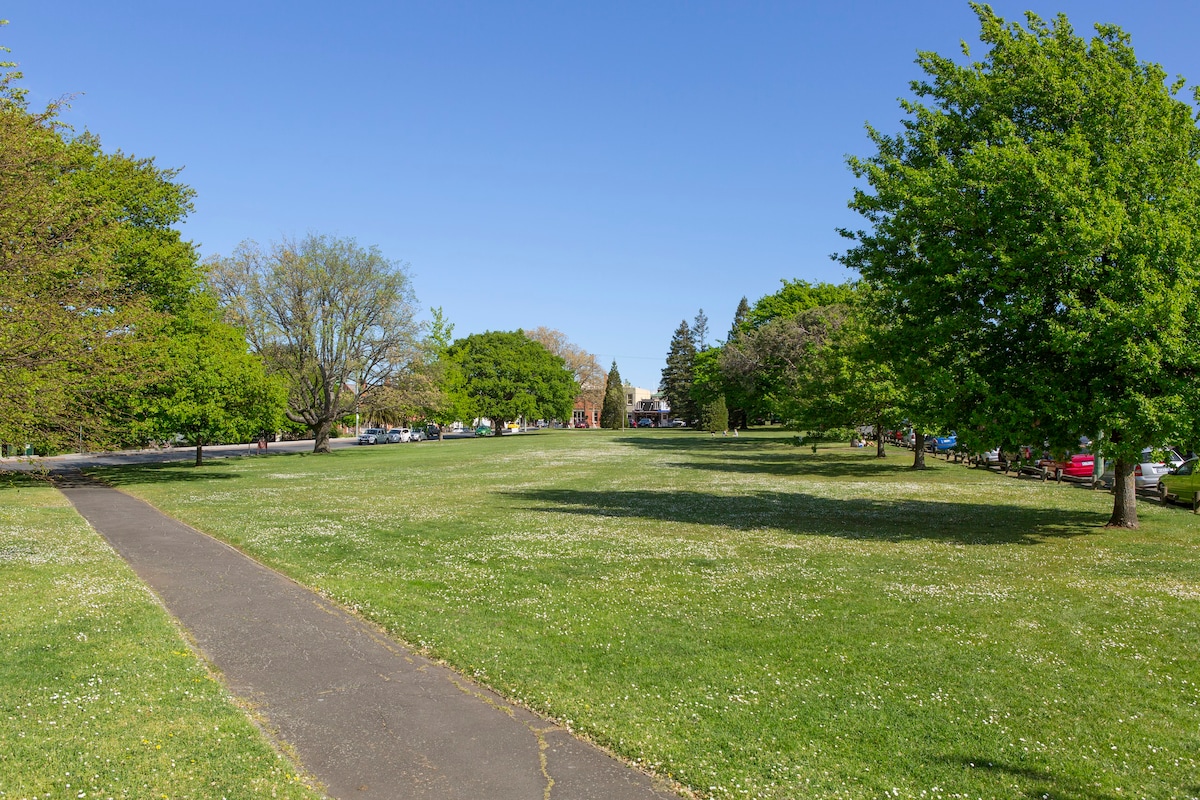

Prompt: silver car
[1101,447,1184,489]
[358,428,388,445]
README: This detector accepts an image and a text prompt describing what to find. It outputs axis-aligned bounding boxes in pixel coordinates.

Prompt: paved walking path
[54,470,682,800]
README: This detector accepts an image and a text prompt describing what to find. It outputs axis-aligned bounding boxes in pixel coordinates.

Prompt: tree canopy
[210,235,422,453]
[1,45,212,452]
[841,5,1200,526]
[448,331,577,430]
[525,327,605,409]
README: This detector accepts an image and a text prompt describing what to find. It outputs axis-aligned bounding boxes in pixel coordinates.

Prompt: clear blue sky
[5,1,1198,390]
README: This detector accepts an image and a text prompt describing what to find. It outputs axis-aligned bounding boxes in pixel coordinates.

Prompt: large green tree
[448,331,577,432]
[210,235,422,453]
[132,296,286,466]
[788,291,906,459]
[719,281,856,425]
[1,41,203,452]
[842,5,1200,526]
[525,327,605,410]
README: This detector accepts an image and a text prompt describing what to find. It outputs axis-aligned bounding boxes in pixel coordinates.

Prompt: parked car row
[894,430,1200,508]
[358,425,438,445]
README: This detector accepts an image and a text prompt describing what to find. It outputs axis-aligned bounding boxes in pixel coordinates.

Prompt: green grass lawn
[93,430,1199,800]
[0,475,324,800]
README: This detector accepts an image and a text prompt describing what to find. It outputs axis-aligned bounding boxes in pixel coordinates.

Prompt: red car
[1037,453,1095,479]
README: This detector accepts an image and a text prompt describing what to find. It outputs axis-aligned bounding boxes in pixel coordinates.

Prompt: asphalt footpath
[53,469,683,800]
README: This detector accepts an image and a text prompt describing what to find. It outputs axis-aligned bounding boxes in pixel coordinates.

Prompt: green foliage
[745,279,855,329]
[209,235,421,452]
[425,306,456,355]
[700,394,729,433]
[842,5,1200,524]
[600,361,625,429]
[660,320,697,424]
[721,299,850,424]
[785,288,905,446]
[129,295,286,464]
[726,296,750,344]
[0,74,204,450]
[448,331,577,428]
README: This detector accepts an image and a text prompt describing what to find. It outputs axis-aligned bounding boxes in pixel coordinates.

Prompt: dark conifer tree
[600,361,625,429]
[725,296,752,429]
[727,297,750,343]
[660,320,697,425]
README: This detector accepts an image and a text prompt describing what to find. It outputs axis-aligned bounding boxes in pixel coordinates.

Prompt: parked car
[386,428,410,443]
[670,419,687,428]
[1037,452,1095,480]
[358,428,388,445]
[1159,457,1200,507]
[409,428,425,441]
[926,432,958,452]
[475,425,492,437]
[425,424,441,439]
[1101,447,1184,490]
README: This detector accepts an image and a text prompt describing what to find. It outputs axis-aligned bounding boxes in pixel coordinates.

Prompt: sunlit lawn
[95,430,1199,800]
[0,475,324,799]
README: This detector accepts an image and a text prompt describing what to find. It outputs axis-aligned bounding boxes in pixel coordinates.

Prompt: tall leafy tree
[660,320,698,426]
[132,295,286,466]
[1,44,204,451]
[209,235,421,453]
[719,281,855,425]
[842,6,1200,526]
[524,327,605,409]
[600,361,625,429]
[789,291,905,459]
[448,331,577,432]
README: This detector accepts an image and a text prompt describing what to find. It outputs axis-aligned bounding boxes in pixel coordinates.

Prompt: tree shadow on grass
[615,434,797,452]
[72,462,243,488]
[508,488,1102,545]
[941,754,1129,800]
[667,451,914,478]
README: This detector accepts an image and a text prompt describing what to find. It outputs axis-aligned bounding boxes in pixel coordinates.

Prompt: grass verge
[93,430,1200,800]
[0,474,325,800]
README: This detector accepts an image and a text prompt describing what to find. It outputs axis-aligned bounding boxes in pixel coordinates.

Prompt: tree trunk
[1106,457,1139,528]
[313,420,333,454]
[911,430,926,469]
[194,436,204,467]
[875,416,886,458]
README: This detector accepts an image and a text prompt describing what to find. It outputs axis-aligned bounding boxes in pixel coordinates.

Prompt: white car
[387,428,411,443]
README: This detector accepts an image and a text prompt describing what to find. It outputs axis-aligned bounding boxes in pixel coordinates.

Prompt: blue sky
[5,1,1198,390]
